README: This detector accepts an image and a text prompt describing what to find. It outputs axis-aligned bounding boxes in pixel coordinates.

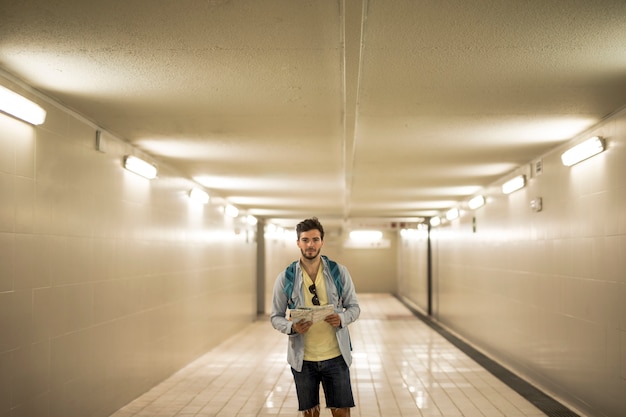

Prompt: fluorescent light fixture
[446,208,459,221]
[123,155,157,179]
[468,195,485,210]
[0,85,47,125]
[224,204,239,218]
[429,216,441,227]
[502,175,525,195]
[189,187,209,204]
[349,230,383,241]
[561,136,605,166]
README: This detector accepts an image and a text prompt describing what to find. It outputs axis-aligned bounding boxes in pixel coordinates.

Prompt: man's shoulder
[282,260,301,279]
[321,255,345,269]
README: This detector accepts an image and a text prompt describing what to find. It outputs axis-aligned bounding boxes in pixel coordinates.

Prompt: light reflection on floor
[109,294,546,417]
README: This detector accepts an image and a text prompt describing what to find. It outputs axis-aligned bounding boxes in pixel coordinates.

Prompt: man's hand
[293,320,313,334]
[324,313,341,327]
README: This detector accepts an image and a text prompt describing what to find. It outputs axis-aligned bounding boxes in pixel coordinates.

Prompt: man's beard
[301,247,320,260]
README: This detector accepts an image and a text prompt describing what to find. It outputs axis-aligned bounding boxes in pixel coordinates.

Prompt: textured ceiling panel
[1,0,625,229]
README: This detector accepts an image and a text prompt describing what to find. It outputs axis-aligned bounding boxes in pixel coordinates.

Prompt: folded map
[289,304,334,323]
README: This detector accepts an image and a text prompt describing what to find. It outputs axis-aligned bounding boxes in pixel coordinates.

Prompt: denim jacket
[270,256,360,372]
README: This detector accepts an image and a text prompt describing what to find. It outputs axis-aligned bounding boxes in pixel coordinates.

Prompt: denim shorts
[291,355,355,411]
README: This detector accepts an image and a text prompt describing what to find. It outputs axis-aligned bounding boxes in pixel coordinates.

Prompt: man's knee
[330,407,350,417]
[302,404,320,417]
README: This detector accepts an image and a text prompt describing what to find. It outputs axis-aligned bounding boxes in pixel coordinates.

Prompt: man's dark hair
[296,217,325,240]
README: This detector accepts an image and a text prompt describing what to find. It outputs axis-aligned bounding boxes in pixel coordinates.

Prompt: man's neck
[300,256,321,278]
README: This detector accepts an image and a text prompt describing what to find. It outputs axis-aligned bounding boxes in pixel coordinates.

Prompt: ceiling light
[502,175,525,195]
[123,156,157,179]
[561,136,605,166]
[445,208,459,221]
[246,215,258,225]
[429,217,441,227]
[189,187,209,204]
[468,195,485,210]
[0,85,47,125]
[224,204,239,218]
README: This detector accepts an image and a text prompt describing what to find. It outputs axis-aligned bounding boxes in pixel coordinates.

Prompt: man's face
[297,229,324,260]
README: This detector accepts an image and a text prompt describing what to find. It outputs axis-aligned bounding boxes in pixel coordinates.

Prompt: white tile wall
[0,79,257,417]
[400,109,626,417]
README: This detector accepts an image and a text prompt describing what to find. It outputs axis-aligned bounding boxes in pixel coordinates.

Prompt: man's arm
[269,271,296,335]
[337,264,360,327]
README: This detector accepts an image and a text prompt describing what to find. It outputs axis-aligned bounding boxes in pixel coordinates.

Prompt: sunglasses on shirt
[308,284,320,305]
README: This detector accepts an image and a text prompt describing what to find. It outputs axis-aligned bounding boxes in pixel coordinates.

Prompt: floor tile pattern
[109,294,547,417]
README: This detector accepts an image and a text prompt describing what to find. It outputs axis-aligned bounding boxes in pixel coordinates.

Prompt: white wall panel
[400,109,626,417]
[0,78,257,417]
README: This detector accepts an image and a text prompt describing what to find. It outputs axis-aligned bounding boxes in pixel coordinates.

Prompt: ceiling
[1,0,625,231]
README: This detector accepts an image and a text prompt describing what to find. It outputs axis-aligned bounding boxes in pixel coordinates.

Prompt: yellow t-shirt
[302,263,341,361]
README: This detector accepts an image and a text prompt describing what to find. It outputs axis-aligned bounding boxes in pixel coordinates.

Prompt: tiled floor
[109,294,547,417]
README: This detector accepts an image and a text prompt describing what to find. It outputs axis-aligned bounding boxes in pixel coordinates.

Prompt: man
[271,217,360,417]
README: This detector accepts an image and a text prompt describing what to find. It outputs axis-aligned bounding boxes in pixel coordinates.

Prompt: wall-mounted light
[561,136,605,166]
[224,204,239,218]
[445,208,459,221]
[502,175,526,195]
[468,195,485,210]
[429,216,441,227]
[123,155,157,179]
[189,187,209,204]
[0,85,47,125]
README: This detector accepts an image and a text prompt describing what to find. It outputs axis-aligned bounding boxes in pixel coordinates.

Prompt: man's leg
[302,404,320,417]
[320,357,355,416]
[293,362,321,416]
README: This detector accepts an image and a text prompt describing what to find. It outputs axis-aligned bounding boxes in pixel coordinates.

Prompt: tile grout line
[396,296,581,417]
